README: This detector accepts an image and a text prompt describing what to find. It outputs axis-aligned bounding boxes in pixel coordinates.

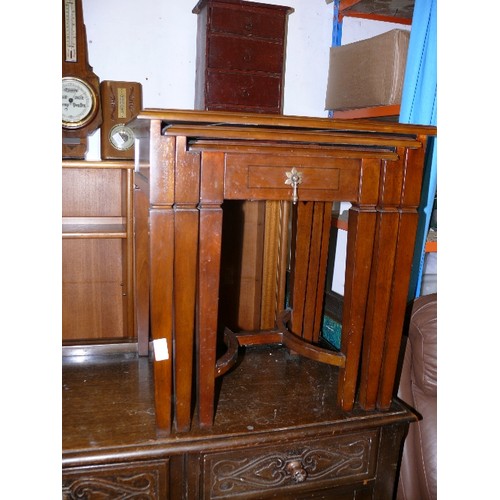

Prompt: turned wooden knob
[286,460,307,483]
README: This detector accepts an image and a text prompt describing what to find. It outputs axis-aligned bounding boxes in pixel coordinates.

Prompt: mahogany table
[129,109,436,433]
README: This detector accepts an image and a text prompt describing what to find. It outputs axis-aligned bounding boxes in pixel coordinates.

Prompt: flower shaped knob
[285,168,303,204]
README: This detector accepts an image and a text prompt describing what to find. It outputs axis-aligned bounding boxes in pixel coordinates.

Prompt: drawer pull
[286,460,307,483]
[285,168,303,204]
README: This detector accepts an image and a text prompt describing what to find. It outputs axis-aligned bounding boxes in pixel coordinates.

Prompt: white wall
[83,0,334,159]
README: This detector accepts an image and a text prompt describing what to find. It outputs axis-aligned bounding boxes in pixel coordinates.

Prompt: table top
[129,108,437,137]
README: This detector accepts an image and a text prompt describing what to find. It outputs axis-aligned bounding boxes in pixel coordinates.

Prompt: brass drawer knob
[285,168,303,204]
[286,460,307,483]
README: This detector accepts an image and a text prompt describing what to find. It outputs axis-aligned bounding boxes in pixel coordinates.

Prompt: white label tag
[153,338,169,361]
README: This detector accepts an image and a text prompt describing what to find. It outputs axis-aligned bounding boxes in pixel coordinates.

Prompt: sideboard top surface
[62,346,414,465]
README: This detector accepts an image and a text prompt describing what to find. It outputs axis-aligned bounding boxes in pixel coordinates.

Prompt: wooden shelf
[334,105,400,120]
[425,229,437,253]
[331,211,349,231]
[62,217,127,238]
[338,0,413,25]
[62,159,134,170]
[62,225,127,239]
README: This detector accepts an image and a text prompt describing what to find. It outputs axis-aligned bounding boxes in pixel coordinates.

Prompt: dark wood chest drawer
[205,71,282,112]
[200,430,379,499]
[62,459,169,499]
[207,34,284,73]
[194,0,292,114]
[208,3,289,40]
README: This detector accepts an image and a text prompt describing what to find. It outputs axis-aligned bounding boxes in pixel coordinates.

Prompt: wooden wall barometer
[62,0,102,158]
[100,80,143,160]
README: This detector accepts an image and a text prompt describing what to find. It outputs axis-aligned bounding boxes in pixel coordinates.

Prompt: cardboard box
[325,29,410,111]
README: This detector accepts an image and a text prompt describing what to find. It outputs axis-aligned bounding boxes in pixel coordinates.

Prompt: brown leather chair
[396,293,437,500]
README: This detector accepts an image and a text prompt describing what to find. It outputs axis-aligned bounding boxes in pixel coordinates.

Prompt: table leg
[197,151,224,428]
[376,209,419,409]
[174,209,199,432]
[337,205,377,411]
[150,208,174,432]
[357,209,399,410]
[173,137,201,432]
[376,144,427,409]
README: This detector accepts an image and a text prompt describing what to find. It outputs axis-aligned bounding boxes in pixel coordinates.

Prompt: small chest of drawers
[193,0,293,114]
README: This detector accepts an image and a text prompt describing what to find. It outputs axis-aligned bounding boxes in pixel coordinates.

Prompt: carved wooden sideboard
[63,346,416,499]
[129,108,436,433]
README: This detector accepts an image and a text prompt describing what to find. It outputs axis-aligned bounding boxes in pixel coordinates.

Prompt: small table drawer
[208,34,284,73]
[201,430,379,499]
[205,71,282,110]
[224,154,361,202]
[209,5,287,40]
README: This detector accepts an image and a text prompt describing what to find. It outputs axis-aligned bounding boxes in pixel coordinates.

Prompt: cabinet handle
[286,460,307,483]
[285,168,303,204]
